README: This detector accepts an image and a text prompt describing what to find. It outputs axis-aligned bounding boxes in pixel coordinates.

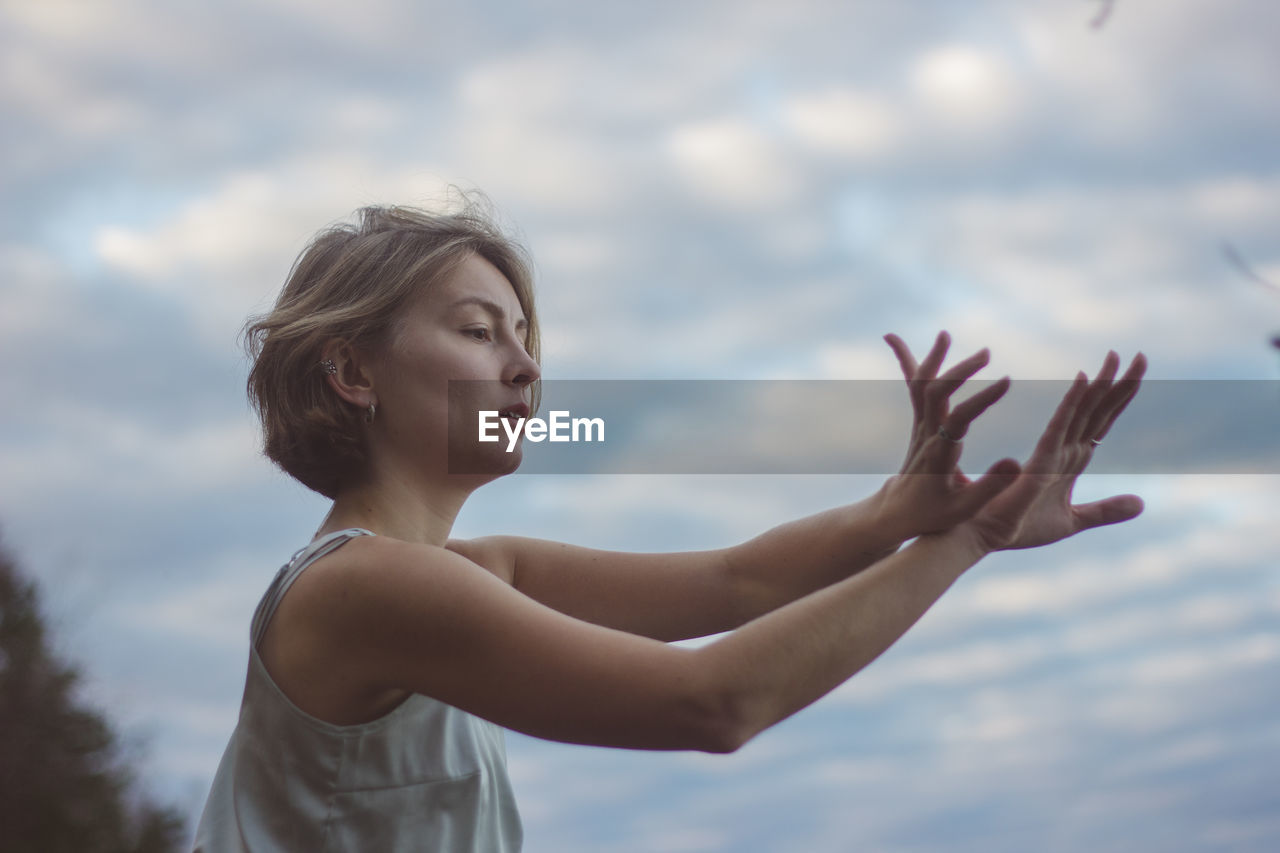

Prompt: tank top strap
[250,527,374,646]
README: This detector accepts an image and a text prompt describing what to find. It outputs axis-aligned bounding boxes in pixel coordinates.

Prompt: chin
[447,443,523,479]
[493,446,524,476]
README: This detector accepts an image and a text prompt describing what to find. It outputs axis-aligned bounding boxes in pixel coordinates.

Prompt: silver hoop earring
[365,403,377,425]
[320,359,337,375]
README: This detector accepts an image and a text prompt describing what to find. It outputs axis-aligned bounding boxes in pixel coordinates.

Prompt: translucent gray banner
[447,380,1280,475]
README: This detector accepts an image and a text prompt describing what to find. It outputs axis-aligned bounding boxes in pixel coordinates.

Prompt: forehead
[424,253,525,321]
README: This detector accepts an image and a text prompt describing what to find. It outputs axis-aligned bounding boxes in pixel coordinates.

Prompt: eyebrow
[449,296,529,329]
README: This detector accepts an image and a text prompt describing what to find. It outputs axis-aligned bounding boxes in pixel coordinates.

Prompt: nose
[507,346,541,388]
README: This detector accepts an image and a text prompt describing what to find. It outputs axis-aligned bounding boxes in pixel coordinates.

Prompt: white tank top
[194,529,523,852]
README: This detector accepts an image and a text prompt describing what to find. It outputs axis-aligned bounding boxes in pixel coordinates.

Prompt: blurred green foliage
[0,540,186,853]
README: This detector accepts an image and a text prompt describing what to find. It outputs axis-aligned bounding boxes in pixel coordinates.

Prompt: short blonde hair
[244,201,541,498]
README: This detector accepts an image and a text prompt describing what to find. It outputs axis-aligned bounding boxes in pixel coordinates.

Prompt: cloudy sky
[3,0,1279,849]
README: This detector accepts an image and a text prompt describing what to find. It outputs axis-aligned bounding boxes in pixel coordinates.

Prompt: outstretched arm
[308,519,992,753]
[465,481,923,643]
[296,351,1141,753]
[470,331,1016,641]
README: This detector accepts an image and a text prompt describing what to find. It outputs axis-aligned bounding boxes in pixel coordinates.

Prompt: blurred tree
[0,539,185,853]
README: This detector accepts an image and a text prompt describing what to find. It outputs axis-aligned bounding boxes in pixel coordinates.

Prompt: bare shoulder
[285,534,525,654]
[264,531,731,750]
[291,534,505,615]
[259,534,512,723]
[290,533,505,592]
[445,535,516,584]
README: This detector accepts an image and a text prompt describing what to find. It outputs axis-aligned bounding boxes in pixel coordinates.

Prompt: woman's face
[371,252,539,481]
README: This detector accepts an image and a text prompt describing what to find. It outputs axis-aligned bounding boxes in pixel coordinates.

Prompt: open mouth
[497,404,529,424]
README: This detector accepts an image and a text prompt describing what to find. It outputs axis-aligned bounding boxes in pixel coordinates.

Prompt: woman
[194,202,1147,851]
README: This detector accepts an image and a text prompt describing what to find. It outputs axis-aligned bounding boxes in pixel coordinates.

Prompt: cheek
[403,334,486,380]
[381,336,493,429]
[444,379,494,434]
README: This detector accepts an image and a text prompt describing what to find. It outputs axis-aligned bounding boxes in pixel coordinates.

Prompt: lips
[497,403,529,421]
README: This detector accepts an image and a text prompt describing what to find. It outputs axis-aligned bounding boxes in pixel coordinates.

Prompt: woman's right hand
[957,350,1148,555]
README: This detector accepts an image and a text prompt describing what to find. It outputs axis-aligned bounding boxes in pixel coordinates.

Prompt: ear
[320,339,377,409]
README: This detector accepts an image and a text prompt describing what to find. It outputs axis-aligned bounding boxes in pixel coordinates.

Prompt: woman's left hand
[876,331,1021,539]
[964,349,1148,552]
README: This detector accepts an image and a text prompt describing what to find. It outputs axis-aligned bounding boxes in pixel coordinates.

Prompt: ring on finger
[938,425,962,443]
[1089,438,1102,446]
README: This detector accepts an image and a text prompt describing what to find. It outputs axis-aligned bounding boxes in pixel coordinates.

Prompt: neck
[319,466,484,547]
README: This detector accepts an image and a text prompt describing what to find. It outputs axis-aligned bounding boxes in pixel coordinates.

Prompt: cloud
[961,516,1280,620]
[666,117,806,210]
[910,44,1023,132]
[1120,633,1280,687]
[4,399,263,501]
[89,157,466,340]
[116,574,265,651]
[94,172,290,287]
[782,88,903,160]
[0,244,76,342]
